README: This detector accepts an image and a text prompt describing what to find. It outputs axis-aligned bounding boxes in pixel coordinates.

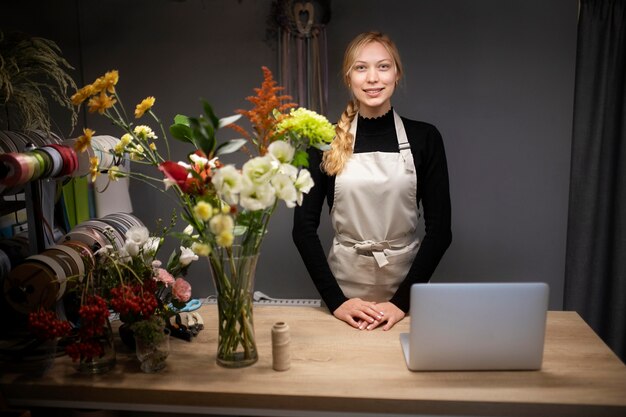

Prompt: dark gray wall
[2,0,577,309]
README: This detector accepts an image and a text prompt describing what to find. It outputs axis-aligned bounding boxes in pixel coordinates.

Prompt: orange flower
[135,96,155,119]
[71,85,96,106]
[74,128,95,152]
[92,70,119,94]
[229,66,296,155]
[88,91,117,114]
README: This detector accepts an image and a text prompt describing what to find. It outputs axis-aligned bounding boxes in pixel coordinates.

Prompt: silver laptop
[400,282,549,371]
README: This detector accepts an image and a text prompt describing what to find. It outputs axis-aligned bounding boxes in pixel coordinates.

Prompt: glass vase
[135,327,170,373]
[209,246,259,368]
[75,318,116,374]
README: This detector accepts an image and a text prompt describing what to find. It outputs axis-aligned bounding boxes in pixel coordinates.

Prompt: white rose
[212,165,243,205]
[271,173,298,208]
[278,163,298,180]
[242,155,277,185]
[295,168,314,205]
[239,179,276,211]
[179,246,199,267]
[268,141,295,164]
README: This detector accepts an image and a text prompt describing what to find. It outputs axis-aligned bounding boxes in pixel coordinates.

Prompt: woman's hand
[333,298,384,329]
[355,301,405,331]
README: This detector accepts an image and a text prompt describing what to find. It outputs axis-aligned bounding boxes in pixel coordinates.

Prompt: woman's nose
[366,68,378,82]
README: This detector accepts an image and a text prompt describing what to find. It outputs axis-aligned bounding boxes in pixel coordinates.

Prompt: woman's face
[348,41,398,118]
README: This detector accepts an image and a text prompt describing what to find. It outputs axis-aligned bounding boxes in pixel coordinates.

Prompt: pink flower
[154,268,175,287]
[172,277,192,302]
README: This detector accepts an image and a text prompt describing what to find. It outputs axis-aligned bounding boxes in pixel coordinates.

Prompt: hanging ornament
[272,0,331,115]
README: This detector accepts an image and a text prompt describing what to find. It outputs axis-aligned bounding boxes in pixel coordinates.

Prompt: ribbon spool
[0,144,79,194]
[272,321,291,371]
[4,257,61,314]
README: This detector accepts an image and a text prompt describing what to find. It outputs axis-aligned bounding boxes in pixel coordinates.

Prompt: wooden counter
[2,306,626,417]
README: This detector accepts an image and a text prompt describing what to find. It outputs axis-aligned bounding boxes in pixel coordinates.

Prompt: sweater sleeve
[389,123,452,312]
[292,148,348,313]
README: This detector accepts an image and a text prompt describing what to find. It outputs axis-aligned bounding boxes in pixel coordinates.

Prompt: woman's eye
[355,65,366,71]
[379,64,390,70]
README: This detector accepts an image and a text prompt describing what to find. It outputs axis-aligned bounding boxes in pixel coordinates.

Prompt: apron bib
[328,111,420,302]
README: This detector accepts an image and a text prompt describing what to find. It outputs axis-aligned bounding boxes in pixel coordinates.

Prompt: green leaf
[292,150,309,168]
[189,117,216,154]
[233,225,248,236]
[202,100,220,129]
[215,138,248,156]
[169,123,194,144]
[173,114,190,126]
[218,114,242,128]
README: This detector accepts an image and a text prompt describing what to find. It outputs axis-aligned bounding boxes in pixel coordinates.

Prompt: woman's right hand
[333,298,384,329]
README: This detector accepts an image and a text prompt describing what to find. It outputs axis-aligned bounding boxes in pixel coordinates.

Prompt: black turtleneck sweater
[292,109,452,313]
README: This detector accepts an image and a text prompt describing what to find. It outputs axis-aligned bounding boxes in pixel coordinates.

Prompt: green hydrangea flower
[277,108,335,151]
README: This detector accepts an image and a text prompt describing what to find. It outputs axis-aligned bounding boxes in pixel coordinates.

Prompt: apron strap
[393,111,415,173]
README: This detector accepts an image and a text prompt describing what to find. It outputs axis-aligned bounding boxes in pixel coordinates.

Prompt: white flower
[295,168,314,205]
[143,236,161,257]
[95,244,114,256]
[152,259,162,269]
[117,246,131,263]
[124,240,140,257]
[242,155,277,185]
[183,224,194,235]
[179,246,199,266]
[239,179,276,211]
[278,163,298,180]
[125,225,150,247]
[271,173,298,208]
[209,213,234,235]
[163,177,176,190]
[212,165,243,205]
[268,141,295,164]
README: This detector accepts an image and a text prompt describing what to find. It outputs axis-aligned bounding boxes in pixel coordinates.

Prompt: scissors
[169,298,202,312]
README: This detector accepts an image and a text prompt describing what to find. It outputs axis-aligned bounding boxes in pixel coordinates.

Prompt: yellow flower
[87,91,117,114]
[135,96,155,119]
[193,201,213,221]
[107,166,122,181]
[149,143,157,151]
[71,85,95,106]
[191,242,211,257]
[74,128,95,153]
[89,156,100,182]
[92,70,119,94]
[216,231,234,248]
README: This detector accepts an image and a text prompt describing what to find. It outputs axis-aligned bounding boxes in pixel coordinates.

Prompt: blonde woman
[293,32,452,331]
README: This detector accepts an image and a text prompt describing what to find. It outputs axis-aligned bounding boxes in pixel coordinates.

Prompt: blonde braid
[322,100,358,175]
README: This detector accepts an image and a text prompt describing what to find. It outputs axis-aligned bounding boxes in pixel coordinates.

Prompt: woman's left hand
[356,301,405,331]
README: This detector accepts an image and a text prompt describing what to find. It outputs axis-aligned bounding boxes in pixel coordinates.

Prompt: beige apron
[328,110,420,302]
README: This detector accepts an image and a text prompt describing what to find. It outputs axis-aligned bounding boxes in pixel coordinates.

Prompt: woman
[293,32,451,331]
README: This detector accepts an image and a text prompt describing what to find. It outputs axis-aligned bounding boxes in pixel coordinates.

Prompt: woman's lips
[363,88,384,97]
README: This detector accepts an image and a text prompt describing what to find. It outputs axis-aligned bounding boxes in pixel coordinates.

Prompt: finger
[366,319,382,331]
[364,305,384,320]
[344,315,363,329]
[382,316,397,331]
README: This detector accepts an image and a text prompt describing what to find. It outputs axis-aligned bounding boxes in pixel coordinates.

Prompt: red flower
[159,161,190,191]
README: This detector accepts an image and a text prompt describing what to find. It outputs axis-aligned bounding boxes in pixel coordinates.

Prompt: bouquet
[70,66,335,366]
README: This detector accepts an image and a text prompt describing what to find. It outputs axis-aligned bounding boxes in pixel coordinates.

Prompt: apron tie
[336,234,414,268]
